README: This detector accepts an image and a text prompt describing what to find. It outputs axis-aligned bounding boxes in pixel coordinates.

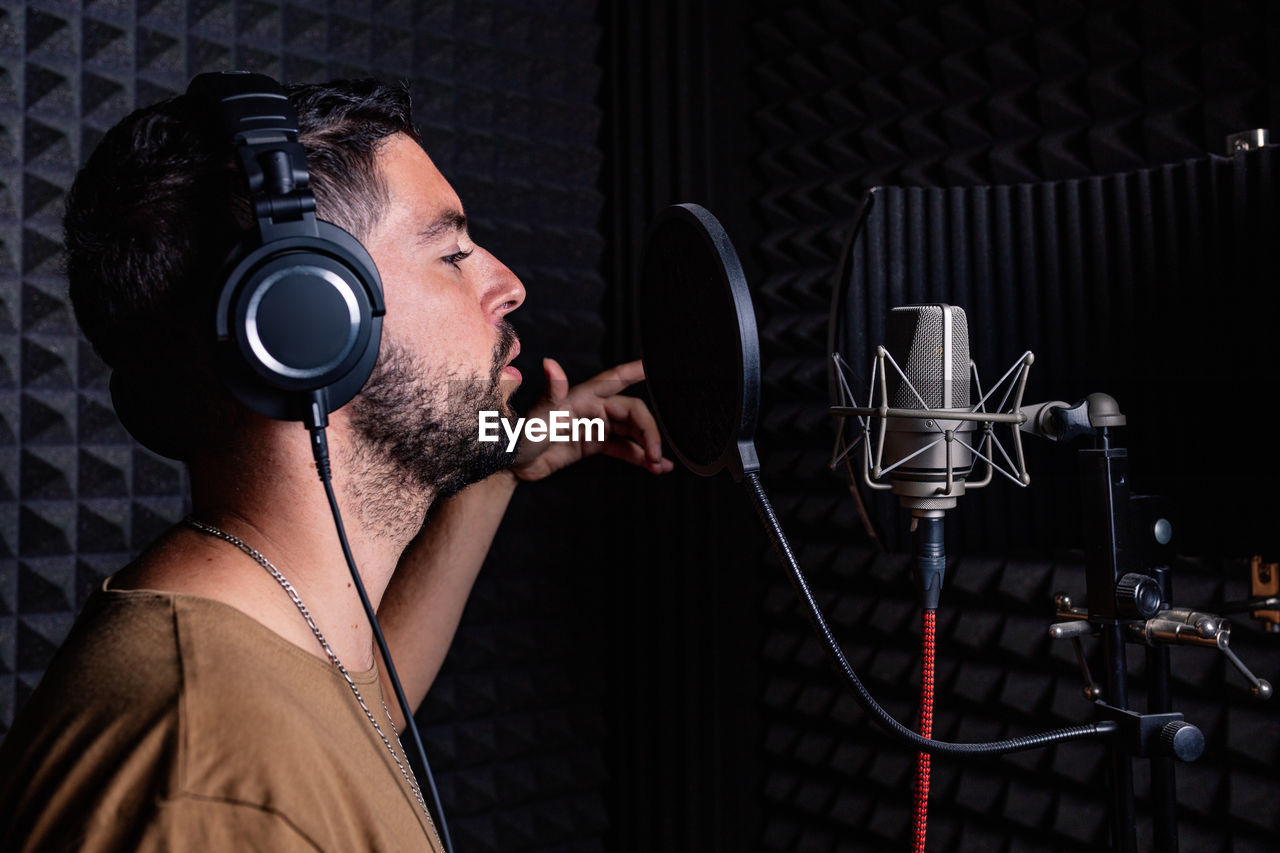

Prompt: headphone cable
[305,399,454,853]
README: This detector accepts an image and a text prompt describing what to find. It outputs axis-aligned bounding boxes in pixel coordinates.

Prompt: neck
[175,416,434,670]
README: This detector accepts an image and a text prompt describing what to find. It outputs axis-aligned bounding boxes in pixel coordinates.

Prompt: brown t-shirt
[0,584,444,851]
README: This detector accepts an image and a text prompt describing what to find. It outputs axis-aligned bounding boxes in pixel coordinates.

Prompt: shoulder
[0,588,326,840]
[6,588,186,741]
[45,587,186,702]
[0,589,185,849]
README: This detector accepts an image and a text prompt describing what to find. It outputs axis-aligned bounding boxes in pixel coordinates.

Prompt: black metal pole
[1101,622,1138,853]
[1079,433,1138,853]
[1148,564,1178,853]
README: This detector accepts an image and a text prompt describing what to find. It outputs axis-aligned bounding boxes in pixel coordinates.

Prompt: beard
[349,323,519,527]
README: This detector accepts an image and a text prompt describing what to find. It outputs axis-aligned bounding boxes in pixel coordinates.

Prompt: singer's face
[363,133,525,401]
[346,133,527,497]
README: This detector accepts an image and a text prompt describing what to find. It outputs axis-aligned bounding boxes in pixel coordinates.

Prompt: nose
[480,248,526,320]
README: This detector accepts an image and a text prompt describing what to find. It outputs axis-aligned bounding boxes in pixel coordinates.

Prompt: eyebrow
[419,209,468,244]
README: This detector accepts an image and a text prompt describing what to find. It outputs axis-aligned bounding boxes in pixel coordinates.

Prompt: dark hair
[64,79,421,455]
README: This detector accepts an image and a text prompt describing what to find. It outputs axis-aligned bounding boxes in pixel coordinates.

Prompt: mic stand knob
[1158,720,1205,762]
[1116,572,1163,619]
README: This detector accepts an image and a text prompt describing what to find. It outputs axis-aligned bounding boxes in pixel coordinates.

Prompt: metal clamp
[1227,129,1271,153]
[1129,607,1273,700]
[1095,703,1205,763]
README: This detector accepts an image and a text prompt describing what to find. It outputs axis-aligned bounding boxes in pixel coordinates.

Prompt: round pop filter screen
[638,204,760,480]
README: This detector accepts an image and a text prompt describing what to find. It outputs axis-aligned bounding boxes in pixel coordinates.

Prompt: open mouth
[498,338,521,383]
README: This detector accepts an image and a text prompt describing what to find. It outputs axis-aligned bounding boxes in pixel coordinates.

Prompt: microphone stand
[1044,395,1273,853]
[826,359,1274,852]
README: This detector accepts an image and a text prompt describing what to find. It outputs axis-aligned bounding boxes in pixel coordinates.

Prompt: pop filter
[638,203,760,481]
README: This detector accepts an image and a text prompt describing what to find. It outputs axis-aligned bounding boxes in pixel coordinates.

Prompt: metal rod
[1148,565,1178,853]
[1214,595,1280,614]
[828,405,1027,424]
[967,430,994,488]
[1103,622,1138,853]
[944,431,954,493]
[1080,439,1137,853]
[974,350,1033,414]
[876,434,946,477]
[873,352,889,471]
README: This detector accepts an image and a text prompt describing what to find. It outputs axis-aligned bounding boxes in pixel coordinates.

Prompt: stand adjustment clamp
[1128,608,1274,700]
[1095,704,1205,763]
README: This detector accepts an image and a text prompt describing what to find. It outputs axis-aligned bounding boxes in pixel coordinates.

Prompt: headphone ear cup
[213,221,384,421]
[110,371,192,461]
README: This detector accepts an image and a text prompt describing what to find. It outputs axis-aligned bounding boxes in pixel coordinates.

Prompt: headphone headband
[187,71,318,241]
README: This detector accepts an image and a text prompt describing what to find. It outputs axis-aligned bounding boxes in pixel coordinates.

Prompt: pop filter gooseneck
[637,202,1116,757]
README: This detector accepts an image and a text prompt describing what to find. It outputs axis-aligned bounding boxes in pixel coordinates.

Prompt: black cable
[306,416,454,853]
[745,471,1118,756]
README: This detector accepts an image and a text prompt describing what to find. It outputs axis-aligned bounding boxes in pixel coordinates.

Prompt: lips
[490,323,521,388]
[501,341,522,381]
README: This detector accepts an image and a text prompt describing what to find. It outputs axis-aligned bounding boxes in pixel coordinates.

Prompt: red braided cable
[912,608,937,853]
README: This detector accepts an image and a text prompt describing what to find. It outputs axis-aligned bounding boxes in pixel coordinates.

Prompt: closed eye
[443,248,474,269]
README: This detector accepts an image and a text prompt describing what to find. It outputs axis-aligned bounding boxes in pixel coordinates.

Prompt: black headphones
[111,71,384,457]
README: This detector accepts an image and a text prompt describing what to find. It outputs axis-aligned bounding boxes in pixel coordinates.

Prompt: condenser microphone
[829,304,1034,519]
[880,304,979,514]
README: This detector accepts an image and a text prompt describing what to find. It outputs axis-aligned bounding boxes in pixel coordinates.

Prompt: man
[0,77,671,850]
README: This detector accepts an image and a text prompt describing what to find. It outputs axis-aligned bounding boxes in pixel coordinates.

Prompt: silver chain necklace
[186,517,440,842]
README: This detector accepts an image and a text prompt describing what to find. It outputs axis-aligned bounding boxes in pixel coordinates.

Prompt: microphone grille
[885,304,970,409]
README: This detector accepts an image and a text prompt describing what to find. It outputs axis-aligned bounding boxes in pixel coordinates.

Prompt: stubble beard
[348,323,519,538]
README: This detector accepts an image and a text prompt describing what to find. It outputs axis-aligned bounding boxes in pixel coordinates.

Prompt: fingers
[542,357,570,406]
[582,359,645,397]
[601,394,664,463]
[602,436,674,474]
[535,357,671,471]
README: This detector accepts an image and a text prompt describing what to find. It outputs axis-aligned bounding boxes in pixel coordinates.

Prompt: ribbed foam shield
[884,304,970,410]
